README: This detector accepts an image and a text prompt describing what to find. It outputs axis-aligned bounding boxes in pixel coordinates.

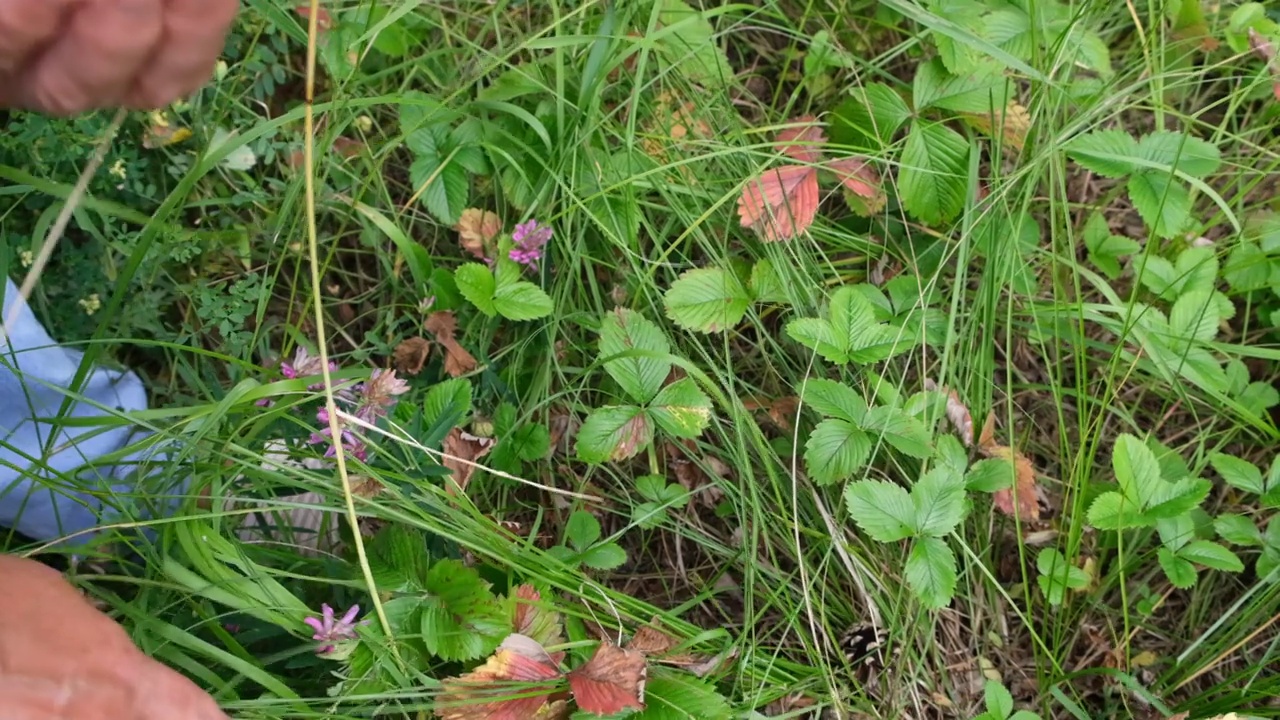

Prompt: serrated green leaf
[493,279,554,321]
[410,151,469,226]
[830,286,909,363]
[1144,477,1212,520]
[1168,289,1219,344]
[845,479,916,541]
[664,267,752,333]
[1179,540,1244,572]
[749,258,790,304]
[862,405,933,458]
[801,379,868,423]
[1134,131,1221,177]
[1112,434,1163,508]
[1087,491,1145,530]
[912,466,967,537]
[913,58,1009,114]
[900,122,970,226]
[565,510,602,550]
[655,0,733,89]
[1210,453,1264,494]
[648,377,713,438]
[576,405,652,464]
[1158,546,1198,588]
[454,263,497,316]
[1127,172,1191,239]
[422,378,473,439]
[1084,212,1140,279]
[421,559,507,661]
[985,680,1015,718]
[507,423,551,463]
[806,419,872,485]
[1224,241,1270,292]
[831,83,912,146]
[580,543,628,570]
[1065,129,1141,178]
[1215,513,1262,546]
[785,317,846,363]
[634,668,732,720]
[599,308,672,404]
[966,457,1016,493]
[906,536,957,609]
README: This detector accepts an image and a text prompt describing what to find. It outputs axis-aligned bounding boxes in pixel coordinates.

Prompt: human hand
[0,0,239,116]
[0,554,229,720]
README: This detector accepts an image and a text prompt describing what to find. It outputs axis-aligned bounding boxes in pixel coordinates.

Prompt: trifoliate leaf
[830,83,912,146]
[1087,491,1145,530]
[906,536,958,609]
[785,317,847,363]
[565,510,603,550]
[1083,212,1139,279]
[1169,289,1220,344]
[648,377,713,439]
[577,405,652,464]
[806,419,872,485]
[663,267,752,333]
[845,479,916,542]
[599,308,671,404]
[829,286,908,363]
[899,121,970,226]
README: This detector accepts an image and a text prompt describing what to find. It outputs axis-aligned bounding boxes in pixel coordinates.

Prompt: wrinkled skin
[0,0,239,115]
[0,555,230,720]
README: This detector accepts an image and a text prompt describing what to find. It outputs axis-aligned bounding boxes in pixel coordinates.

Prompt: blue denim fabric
[1,278,172,545]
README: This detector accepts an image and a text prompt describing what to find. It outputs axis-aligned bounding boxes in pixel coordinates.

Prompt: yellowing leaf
[961,102,1031,151]
[435,634,564,720]
[456,208,503,261]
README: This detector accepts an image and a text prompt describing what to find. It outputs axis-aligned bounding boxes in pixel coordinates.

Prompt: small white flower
[79,294,101,316]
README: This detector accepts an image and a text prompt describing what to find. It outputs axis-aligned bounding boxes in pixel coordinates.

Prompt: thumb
[0,0,77,72]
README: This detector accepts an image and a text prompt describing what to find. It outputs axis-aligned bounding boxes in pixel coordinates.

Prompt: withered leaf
[443,427,495,495]
[737,165,820,242]
[393,336,431,376]
[141,111,193,149]
[435,633,564,720]
[775,116,827,163]
[426,311,479,378]
[985,443,1040,522]
[925,379,974,448]
[961,102,1032,151]
[455,208,503,262]
[566,643,647,715]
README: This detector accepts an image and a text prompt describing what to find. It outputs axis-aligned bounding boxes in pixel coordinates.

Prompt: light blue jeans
[1,278,176,546]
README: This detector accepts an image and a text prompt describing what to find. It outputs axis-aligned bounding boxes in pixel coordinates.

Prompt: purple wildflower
[509,219,552,268]
[280,346,342,391]
[304,603,363,656]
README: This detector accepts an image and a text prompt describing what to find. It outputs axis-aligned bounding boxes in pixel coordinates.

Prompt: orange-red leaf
[511,585,565,649]
[426,311,479,378]
[294,4,333,32]
[775,116,827,163]
[825,156,879,198]
[986,444,1040,521]
[435,634,564,720]
[443,428,494,495]
[737,165,820,242]
[567,643,647,715]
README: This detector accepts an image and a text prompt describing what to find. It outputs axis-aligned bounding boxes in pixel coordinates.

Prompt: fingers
[0,0,77,72]
[13,0,163,116]
[124,0,239,110]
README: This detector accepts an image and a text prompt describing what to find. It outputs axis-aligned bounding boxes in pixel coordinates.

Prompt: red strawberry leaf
[737,165,820,242]
[775,116,827,163]
[567,642,647,715]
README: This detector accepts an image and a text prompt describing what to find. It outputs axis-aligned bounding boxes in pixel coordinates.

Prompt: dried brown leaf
[393,336,431,376]
[775,116,827,163]
[566,643,647,715]
[455,208,503,261]
[924,380,975,448]
[737,165,820,242]
[443,427,495,495]
[426,311,479,378]
[984,444,1040,521]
